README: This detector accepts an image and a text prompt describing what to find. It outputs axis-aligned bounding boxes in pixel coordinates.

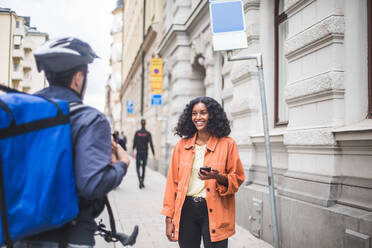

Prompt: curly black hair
[174,96,231,138]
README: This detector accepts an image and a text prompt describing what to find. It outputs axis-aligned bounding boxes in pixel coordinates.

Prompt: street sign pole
[209,1,280,247]
[227,52,280,248]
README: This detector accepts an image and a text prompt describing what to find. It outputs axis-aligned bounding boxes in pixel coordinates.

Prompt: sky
[0,0,116,111]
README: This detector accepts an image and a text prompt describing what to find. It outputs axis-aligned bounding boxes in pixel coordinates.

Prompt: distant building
[158,1,372,247]
[0,7,48,93]
[105,0,124,131]
[116,1,371,246]
[120,0,164,166]
[104,81,114,127]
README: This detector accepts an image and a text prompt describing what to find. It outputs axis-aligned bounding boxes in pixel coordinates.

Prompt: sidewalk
[96,158,273,248]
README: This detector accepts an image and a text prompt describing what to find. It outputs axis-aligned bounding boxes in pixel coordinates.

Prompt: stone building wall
[157,0,372,247]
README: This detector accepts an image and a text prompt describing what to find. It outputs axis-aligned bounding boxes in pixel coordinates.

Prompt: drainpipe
[140,0,146,116]
[8,12,13,87]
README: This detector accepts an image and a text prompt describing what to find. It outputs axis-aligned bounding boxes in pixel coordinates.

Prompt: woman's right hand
[165,217,176,242]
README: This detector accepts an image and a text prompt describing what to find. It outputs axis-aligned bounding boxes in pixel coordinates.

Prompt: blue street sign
[210,1,245,34]
[151,94,162,106]
[208,0,248,51]
[126,100,134,114]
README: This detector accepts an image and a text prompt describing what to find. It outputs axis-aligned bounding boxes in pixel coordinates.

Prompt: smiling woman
[174,97,231,139]
[162,96,245,248]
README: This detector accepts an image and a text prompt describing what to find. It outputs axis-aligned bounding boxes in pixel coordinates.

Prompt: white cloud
[0,0,116,112]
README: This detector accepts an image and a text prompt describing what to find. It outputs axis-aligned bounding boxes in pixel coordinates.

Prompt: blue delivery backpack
[0,87,79,247]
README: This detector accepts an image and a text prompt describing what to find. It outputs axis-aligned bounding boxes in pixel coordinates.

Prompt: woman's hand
[198,169,228,187]
[165,217,177,242]
[198,169,219,180]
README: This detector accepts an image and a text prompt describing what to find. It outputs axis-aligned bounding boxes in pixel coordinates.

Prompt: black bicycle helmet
[34,37,99,73]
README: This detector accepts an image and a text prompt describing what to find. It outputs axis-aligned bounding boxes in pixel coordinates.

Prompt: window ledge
[251,127,286,144]
[333,119,372,141]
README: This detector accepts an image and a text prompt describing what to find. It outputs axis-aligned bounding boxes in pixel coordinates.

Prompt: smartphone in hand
[199,166,211,174]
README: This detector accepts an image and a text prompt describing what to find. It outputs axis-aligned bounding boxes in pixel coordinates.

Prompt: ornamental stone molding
[204,67,214,87]
[230,61,258,85]
[283,0,313,14]
[285,71,344,103]
[204,45,214,68]
[221,87,233,101]
[246,23,260,44]
[284,128,337,145]
[222,61,233,77]
[190,32,209,64]
[231,97,257,117]
[243,0,260,11]
[163,59,170,77]
[285,15,345,59]
[163,57,176,77]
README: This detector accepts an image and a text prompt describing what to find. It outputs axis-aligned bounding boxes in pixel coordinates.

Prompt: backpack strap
[69,102,87,115]
[0,156,13,248]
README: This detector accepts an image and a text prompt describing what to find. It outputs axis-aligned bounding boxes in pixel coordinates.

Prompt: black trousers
[178,196,228,248]
[136,151,148,182]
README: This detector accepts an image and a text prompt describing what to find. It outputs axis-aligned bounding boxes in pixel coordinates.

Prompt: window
[14,35,22,49]
[274,0,289,125]
[16,21,20,28]
[14,63,19,72]
[368,0,372,118]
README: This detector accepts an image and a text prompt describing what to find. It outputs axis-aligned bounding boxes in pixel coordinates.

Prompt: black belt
[186,196,206,203]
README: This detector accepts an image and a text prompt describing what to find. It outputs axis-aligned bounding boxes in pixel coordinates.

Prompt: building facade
[105,0,124,130]
[0,8,48,93]
[156,0,372,247]
[118,0,372,247]
[120,0,164,161]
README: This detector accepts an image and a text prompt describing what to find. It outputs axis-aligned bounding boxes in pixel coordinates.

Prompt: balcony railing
[23,59,33,69]
[14,28,25,36]
[21,79,32,88]
[23,40,33,51]
[12,71,23,81]
[12,49,24,59]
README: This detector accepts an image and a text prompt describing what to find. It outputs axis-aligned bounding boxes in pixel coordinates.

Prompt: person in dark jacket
[120,131,128,151]
[14,37,130,248]
[132,119,155,189]
[113,130,127,151]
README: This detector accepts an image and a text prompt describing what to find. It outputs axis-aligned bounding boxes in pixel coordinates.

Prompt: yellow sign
[151,82,162,88]
[150,58,163,77]
[150,58,163,94]
[151,88,163,94]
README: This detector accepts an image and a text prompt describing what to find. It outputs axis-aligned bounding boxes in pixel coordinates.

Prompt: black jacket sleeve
[148,131,155,155]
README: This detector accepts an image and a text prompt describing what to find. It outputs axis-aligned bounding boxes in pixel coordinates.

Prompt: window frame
[368,0,372,118]
[274,0,289,126]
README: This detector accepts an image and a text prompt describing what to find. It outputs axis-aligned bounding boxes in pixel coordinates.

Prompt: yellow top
[186,144,207,198]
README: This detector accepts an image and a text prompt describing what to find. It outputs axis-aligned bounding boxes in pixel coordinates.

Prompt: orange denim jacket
[161,134,245,242]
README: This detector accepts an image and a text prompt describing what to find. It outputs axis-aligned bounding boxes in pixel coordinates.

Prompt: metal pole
[256,58,280,248]
[227,51,280,248]
[140,0,146,116]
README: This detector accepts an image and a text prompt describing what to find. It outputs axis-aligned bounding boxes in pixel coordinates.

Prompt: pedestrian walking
[161,96,245,248]
[133,119,155,189]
